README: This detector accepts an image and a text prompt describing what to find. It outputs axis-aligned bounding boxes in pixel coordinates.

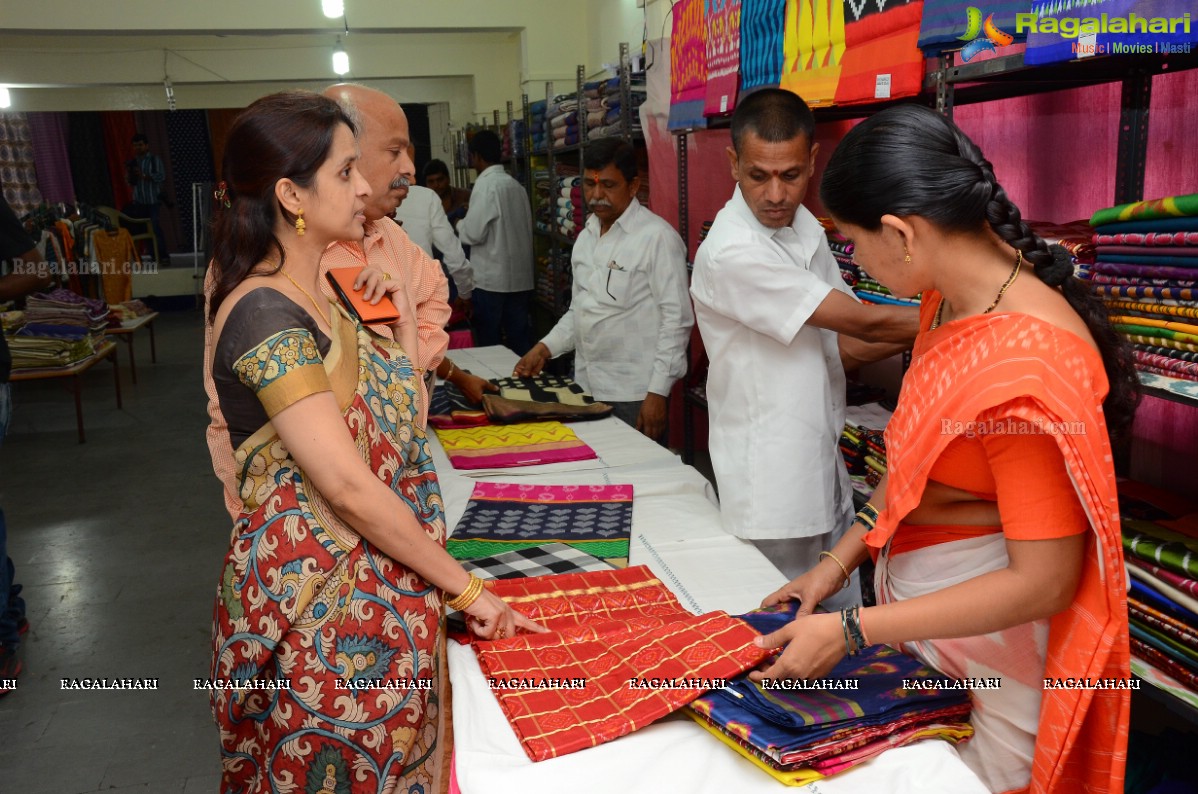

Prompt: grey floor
[0,309,225,792]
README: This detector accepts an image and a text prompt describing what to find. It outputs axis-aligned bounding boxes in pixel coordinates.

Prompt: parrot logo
[958,7,1015,62]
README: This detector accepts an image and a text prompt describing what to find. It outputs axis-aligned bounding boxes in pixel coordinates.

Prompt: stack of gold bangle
[445,574,486,611]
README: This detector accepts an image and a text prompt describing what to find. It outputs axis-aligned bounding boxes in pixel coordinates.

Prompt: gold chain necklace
[279,268,330,327]
[932,249,1023,330]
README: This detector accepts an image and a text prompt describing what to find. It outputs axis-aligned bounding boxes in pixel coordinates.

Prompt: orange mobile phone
[325,267,401,324]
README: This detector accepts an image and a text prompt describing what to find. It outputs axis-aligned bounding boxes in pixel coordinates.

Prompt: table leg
[119,335,137,384]
[72,373,85,444]
[148,320,157,363]
[111,347,123,409]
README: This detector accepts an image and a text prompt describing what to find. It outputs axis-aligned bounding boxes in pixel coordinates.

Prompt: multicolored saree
[866,292,1130,794]
[210,307,447,794]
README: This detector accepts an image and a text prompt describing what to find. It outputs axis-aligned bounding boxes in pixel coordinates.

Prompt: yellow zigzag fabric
[434,421,584,452]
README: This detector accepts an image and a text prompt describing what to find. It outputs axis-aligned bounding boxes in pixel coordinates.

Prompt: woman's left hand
[354,265,402,304]
[748,611,847,683]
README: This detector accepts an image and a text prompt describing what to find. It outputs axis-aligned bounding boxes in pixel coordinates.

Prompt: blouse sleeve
[977,399,1090,541]
[217,289,332,418]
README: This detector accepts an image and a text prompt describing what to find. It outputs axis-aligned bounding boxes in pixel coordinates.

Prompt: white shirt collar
[586,196,643,235]
[480,164,505,177]
[729,185,823,250]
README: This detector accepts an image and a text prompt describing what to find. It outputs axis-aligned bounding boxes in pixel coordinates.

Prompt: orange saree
[864,291,1129,794]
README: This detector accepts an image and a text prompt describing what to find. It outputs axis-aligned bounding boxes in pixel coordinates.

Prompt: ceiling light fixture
[164,78,176,111]
[332,38,350,75]
[322,0,345,19]
[0,87,10,109]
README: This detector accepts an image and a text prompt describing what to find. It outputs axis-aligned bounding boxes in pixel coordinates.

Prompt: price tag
[720,95,729,113]
[875,74,892,99]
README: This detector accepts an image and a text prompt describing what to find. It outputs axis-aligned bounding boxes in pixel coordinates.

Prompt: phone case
[325,267,401,324]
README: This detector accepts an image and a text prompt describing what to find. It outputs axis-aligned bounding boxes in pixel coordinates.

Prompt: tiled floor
[0,309,225,792]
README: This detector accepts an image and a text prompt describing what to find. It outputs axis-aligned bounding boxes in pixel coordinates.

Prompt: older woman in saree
[205,91,541,794]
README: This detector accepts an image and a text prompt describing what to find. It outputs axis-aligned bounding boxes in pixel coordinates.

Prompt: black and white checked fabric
[461,542,614,581]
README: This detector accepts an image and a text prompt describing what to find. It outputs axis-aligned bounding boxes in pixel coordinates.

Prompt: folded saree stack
[1088,193,1198,383]
[688,601,973,786]
[1117,479,1198,701]
[469,566,768,761]
[840,423,887,494]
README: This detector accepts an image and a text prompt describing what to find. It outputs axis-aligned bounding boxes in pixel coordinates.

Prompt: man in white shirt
[458,130,535,354]
[514,139,693,441]
[691,89,918,603]
[393,164,474,312]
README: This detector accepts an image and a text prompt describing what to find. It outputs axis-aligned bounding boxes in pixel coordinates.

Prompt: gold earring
[295,208,306,236]
[904,246,912,267]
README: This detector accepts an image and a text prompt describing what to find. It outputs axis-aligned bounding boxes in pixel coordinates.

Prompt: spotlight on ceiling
[332,39,350,75]
[322,0,345,18]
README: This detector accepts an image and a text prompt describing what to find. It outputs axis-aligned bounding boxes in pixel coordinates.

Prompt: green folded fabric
[1091,193,1198,227]
[1123,519,1198,579]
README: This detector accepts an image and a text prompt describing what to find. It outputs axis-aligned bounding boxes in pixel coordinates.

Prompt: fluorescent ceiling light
[322,0,345,18]
[332,45,350,75]
[0,87,10,109]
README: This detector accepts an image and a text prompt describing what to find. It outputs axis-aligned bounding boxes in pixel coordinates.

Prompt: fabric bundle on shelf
[669,0,710,130]
[1088,193,1198,388]
[780,0,847,106]
[688,601,973,786]
[703,0,743,117]
[529,100,548,153]
[468,566,769,761]
[447,482,634,564]
[739,0,786,91]
[1116,479,1198,703]
[834,0,925,106]
[828,233,919,307]
[24,288,110,333]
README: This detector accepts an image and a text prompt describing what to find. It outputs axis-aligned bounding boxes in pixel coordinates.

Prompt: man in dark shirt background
[124,133,167,263]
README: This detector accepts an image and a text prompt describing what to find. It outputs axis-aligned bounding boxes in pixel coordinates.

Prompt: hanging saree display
[739,0,787,91]
[470,566,768,761]
[779,0,846,107]
[669,0,710,130]
[210,307,447,793]
[834,0,925,106]
[447,482,633,565]
[703,0,743,116]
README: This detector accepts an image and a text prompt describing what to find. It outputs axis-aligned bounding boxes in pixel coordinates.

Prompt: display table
[9,339,122,443]
[434,346,986,794]
[105,311,159,384]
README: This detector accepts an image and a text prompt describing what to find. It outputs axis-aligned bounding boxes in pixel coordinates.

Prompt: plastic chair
[96,206,160,263]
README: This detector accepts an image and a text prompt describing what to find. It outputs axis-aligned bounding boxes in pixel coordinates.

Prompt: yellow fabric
[685,710,825,786]
[781,0,846,106]
[434,421,583,452]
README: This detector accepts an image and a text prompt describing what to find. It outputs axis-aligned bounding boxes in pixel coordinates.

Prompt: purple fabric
[1093,262,1198,281]
[27,112,76,205]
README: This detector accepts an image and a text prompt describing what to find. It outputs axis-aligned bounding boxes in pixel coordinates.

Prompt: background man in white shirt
[514,139,693,441]
[691,89,918,604]
[458,130,534,354]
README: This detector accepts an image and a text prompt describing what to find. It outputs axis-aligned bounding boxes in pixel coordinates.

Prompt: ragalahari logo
[958,7,1015,61]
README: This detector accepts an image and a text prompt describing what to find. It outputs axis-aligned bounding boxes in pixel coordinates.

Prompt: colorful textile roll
[670,0,710,130]
[739,0,787,90]
[834,0,925,106]
[471,566,769,762]
[1130,599,1198,651]
[780,0,846,106]
[1091,192,1198,227]
[1095,231,1198,246]
[1097,254,1198,267]
[1105,300,1198,320]
[704,0,743,116]
[1094,262,1198,281]
[1131,637,1198,691]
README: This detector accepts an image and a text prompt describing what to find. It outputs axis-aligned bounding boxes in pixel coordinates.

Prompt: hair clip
[214,181,231,209]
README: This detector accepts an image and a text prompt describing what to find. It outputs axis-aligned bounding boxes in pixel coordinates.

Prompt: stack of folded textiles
[1117,479,1198,697]
[1088,193,1198,383]
[840,423,887,493]
[688,601,973,786]
[554,168,583,240]
[108,299,152,325]
[24,288,109,334]
[548,96,580,149]
[529,100,548,153]
[502,118,526,161]
[586,74,647,140]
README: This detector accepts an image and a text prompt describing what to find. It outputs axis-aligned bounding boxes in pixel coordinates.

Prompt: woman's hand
[350,267,418,356]
[748,611,846,683]
[760,557,850,618]
[353,265,400,304]
[457,371,499,405]
[462,590,548,641]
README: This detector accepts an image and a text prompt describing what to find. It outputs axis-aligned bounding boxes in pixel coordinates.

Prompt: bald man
[202,84,452,521]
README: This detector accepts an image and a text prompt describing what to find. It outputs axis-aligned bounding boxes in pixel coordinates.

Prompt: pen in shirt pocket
[605,260,625,300]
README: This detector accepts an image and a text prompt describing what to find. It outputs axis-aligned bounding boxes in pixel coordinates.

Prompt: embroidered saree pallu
[471,566,769,761]
[210,309,447,794]
[448,482,633,565]
[433,420,598,470]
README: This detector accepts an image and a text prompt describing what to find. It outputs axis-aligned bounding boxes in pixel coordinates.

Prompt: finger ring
[495,627,506,639]
[383,273,392,280]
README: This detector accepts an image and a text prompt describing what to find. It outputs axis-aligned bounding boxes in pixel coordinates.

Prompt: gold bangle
[445,362,456,380]
[445,574,485,611]
[819,551,852,590]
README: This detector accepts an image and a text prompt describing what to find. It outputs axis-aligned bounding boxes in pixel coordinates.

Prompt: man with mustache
[690,89,917,600]
[514,138,692,441]
[457,130,535,354]
[202,84,452,520]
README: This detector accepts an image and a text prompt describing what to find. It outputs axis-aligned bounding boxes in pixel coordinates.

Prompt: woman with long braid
[752,104,1136,794]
